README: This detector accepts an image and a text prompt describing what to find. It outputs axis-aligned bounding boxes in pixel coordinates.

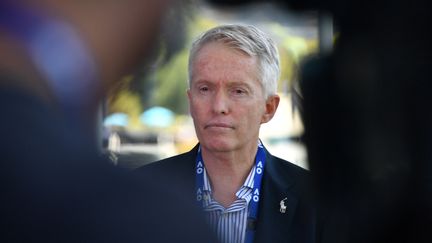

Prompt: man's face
[188,41,279,153]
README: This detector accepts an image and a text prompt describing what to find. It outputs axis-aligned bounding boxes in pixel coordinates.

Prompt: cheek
[240,108,262,125]
[251,107,267,124]
[189,101,204,121]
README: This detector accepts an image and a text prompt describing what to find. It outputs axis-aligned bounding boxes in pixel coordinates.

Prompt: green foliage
[187,17,218,42]
[267,22,318,92]
[278,47,296,92]
[107,76,142,128]
[153,50,189,114]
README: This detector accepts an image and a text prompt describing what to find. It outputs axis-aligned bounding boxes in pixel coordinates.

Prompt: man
[203,1,432,242]
[0,1,216,242]
[137,24,319,243]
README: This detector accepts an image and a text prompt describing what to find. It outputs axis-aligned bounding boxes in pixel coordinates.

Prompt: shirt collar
[202,164,256,202]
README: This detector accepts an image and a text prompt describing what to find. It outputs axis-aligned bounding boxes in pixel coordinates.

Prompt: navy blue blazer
[136,144,321,243]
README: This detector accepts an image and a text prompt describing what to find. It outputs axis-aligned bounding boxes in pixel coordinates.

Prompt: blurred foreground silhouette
[0,1,216,242]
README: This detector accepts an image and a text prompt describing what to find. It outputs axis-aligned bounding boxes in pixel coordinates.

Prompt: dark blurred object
[299,1,432,242]
[0,88,214,242]
[115,151,159,169]
[0,0,216,242]
[206,0,431,242]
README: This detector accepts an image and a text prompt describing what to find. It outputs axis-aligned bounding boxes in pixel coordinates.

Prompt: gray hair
[188,24,280,98]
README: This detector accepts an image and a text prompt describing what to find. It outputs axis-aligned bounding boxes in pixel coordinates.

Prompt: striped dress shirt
[202,165,256,243]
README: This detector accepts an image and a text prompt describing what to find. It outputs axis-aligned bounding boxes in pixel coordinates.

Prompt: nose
[212,89,229,115]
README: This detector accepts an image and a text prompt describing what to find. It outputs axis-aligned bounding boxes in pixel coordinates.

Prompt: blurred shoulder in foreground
[0,0,216,242]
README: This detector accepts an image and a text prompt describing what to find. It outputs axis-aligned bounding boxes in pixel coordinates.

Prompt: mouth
[204,122,234,130]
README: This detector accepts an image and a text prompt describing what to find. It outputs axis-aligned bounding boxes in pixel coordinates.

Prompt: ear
[187,88,194,115]
[187,88,192,101]
[261,94,280,124]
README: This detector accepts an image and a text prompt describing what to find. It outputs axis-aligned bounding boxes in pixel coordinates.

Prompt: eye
[197,85,210,94]
[231,88,247,96]
[235,89,245,94]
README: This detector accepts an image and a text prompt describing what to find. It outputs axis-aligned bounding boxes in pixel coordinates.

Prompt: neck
[201,142,258,207]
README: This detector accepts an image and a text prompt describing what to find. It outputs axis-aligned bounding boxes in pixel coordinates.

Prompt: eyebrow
[192,79,257,94]
[192,80,212,87]
[226,81,254,92]
[194,80,251,87]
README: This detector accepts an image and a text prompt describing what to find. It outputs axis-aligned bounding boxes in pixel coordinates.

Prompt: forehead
[191,42,260,85]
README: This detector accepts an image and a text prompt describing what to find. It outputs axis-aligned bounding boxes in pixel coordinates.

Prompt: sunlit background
[102,1,321,170]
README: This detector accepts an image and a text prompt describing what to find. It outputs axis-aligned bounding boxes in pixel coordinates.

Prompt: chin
[201,139,236,153]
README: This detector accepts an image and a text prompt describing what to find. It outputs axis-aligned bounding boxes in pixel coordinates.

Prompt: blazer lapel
[254,152,299,243]
[177,144,200,197]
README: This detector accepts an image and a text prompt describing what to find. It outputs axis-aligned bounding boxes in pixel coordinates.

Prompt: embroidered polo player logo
[280,197,288,213]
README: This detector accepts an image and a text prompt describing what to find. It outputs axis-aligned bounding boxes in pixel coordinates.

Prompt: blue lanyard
[195,140,266,243]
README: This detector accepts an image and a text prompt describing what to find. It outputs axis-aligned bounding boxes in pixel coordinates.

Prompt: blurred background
[102,0,322,169]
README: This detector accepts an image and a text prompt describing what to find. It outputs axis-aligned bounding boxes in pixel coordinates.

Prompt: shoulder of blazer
[136,145,198,170]
[134,144,199,187]
[264,148,311,191]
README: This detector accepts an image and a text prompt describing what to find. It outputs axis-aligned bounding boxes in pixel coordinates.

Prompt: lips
[204,122,234,129]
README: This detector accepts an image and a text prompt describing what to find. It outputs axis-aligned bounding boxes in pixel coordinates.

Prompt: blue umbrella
[103,112,129,127]
[140,106,175,128]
